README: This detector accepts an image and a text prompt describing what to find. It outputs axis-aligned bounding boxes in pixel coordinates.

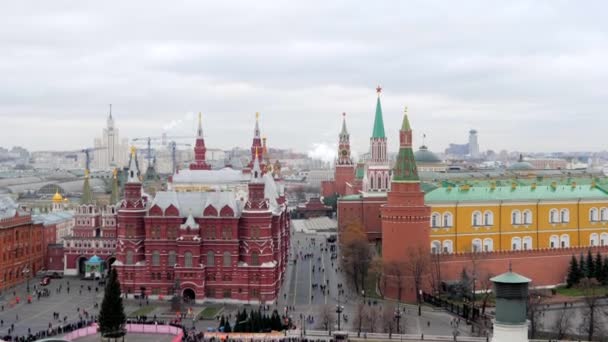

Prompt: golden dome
[52,190,63,203]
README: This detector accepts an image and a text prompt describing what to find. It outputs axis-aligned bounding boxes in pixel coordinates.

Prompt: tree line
[218,308,286,333]
[566,250,608,287]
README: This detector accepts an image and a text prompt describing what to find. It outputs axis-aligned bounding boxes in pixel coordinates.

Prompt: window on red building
[223,252,231,267]
[184,252,193,268]
[167,227,177,240]
[168,251,176,266]
[152,251,160,266]
[251,252,260,266]
[207,251,215,266]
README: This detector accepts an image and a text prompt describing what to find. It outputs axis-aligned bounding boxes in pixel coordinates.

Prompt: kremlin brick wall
[381,246,608,302]
[438,245,608,287]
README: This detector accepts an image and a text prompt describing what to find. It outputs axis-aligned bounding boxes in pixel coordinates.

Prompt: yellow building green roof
[425,184,608,203]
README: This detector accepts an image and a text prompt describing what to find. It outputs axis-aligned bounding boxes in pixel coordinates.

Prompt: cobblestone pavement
[0,231,474,339]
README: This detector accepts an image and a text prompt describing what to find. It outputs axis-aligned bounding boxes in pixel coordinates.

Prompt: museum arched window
[207,251,215,266]
[168,251,176,266]
[184,252,193,268]
[152,250,160,266]
[223,251,231,267]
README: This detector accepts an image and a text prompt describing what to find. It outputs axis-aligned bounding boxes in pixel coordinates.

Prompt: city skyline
[2,1,608,154]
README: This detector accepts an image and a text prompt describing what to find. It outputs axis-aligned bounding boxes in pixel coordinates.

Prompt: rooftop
[425,184,608,203]
[171,167,249,184]
[491,271,531,284]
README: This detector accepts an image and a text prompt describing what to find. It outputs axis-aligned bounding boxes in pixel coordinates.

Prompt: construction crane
[65,147,107,174]
[169,141,192,174]
[131,135,194,166]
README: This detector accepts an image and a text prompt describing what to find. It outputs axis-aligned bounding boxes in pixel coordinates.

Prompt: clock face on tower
[341,149,348,156]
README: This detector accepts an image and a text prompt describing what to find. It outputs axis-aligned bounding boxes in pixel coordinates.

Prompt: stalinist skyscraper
[93,106,128,170]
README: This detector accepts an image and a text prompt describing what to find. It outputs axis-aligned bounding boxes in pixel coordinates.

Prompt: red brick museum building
[113,115,290,304]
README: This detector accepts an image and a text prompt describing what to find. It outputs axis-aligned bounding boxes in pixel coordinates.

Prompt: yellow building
[425,182,608,253]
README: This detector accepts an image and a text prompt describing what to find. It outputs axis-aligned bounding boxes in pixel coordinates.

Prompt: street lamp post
[394,306,402,334]
[336,303,344,331]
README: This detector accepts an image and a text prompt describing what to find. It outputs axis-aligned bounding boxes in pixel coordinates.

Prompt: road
[279,231,473,337]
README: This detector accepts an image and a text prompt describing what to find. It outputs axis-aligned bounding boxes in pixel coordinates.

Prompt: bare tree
[354,302,367,337]
[429,251,442,295]
[527,287,545,339]
[579,278,603,341]
[370,256,384,298]
[366,306,379,333]
[385,261,405,302]
[381,303,397,337]
[552,307,572,340]
[319,305,335,332]
[340,221,372,292]
[406,246,429,304]
[478,271,494,315]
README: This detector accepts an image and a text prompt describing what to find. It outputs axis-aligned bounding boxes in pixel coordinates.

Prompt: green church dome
[509,154,534,171]
[414,145,442,163]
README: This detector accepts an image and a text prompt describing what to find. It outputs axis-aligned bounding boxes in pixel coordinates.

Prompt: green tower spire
[81,170,93,204]
[110,168,119,204]
[393,107,419,182]
[372,86,386,138]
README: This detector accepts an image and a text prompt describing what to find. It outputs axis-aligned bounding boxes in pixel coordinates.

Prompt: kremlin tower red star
[380,107,431,302]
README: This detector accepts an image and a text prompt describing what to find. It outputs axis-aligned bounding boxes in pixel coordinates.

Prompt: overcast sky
[2,1,608,160]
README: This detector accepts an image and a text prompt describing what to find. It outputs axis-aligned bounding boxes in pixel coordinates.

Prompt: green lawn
[198,306,222,320]
[129,305,157,317]
[556,285,608,297]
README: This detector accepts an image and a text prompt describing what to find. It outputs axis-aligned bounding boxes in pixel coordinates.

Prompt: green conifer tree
[586,250,595,278]
[224,320,232,333]
[98,269,126,340]
[566,255,580,288]
[602,256,608,285]
[595,252,603,282]
[220,315,226,331]
[579,253,586,279]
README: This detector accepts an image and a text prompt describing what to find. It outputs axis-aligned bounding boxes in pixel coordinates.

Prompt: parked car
[40,276,51,286]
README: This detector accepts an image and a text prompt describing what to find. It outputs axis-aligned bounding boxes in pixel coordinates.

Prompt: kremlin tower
[334,113,355,196]
[248,112,264,170]
[189,112,211,170]
[380,107,431,302]
[365,86,390,192]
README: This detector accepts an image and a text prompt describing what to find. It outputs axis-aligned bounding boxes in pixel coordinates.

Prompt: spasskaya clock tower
[337,112,353,165]
[333,112,355,195]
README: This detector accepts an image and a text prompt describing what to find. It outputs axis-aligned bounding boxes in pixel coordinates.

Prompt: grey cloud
[1,0,608,153]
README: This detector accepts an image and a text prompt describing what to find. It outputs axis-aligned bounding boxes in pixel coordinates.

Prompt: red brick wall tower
[116,148,147,294]
[381,109,431,302]
[190,112,211,170]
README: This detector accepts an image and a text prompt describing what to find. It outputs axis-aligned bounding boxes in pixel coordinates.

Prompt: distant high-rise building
[93,107,128,170]
[468,129,480,158]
